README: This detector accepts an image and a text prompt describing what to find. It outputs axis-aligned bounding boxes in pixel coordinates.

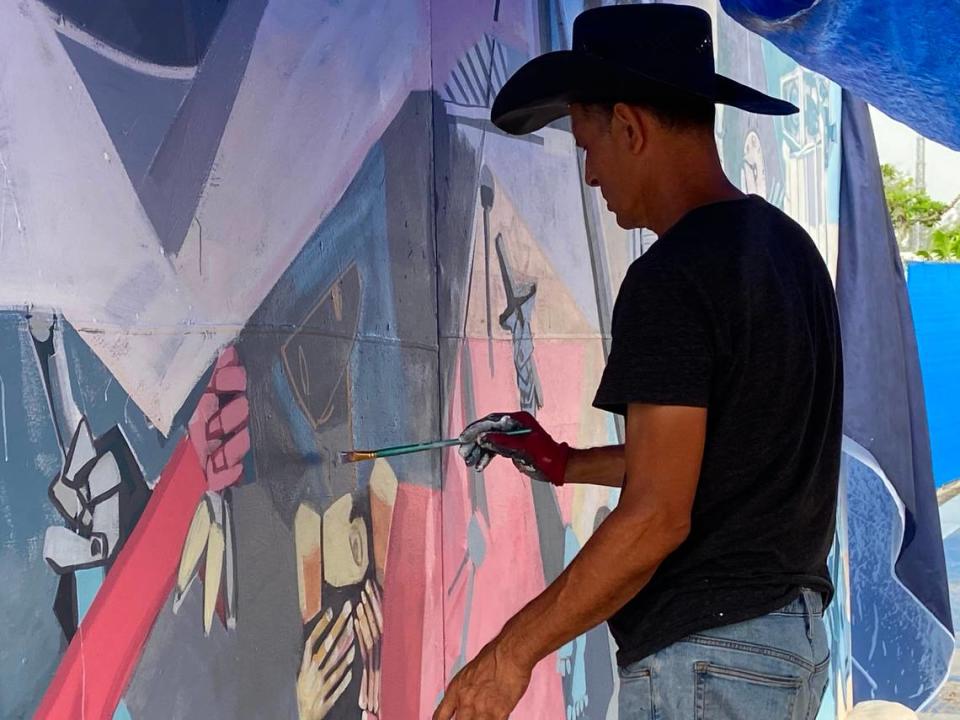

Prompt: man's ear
[611,103,646,155]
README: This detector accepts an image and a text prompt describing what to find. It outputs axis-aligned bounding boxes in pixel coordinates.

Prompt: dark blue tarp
[836,91,953,707]
[721,0,960,150]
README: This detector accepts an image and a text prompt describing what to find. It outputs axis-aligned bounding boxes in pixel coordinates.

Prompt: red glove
[458,411,570,486]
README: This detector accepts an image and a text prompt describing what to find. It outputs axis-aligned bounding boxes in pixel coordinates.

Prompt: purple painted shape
[431,0,537,87]
[138,0,268,255]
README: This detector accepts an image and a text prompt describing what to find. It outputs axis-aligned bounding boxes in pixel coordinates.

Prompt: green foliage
[881,163,949,247]
[916,225,960,261]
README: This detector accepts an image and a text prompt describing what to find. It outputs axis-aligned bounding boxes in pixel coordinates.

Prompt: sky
[870,106,960,205]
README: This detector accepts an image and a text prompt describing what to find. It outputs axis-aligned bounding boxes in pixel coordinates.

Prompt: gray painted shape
[581,624,616,720]
[138,0,268,255]
[528,480,566,583]
[124,485,301,719]
[56,33,191,188]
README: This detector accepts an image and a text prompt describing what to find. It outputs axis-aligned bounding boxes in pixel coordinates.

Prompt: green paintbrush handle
[362,427,533,460]
[373,437,460,458]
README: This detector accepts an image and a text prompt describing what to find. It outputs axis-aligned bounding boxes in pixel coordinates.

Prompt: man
[433,5,841,720]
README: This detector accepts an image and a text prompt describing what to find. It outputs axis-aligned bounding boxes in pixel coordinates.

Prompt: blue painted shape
[57,33,192,187]
[248,137,436,488]
[556,527,588,719]
[0,312,69,718]
[817,471,853,719]
[731,0,814,20]
[845,452,953,708]
[76,567,105,622]
[40,0,231,67]
[907,262,960,488]
[941,530,960,647]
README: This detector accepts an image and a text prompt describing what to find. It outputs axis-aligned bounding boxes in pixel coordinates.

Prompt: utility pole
[913,133,927,250]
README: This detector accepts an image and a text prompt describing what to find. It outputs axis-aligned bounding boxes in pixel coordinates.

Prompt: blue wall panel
[907,262,960,488]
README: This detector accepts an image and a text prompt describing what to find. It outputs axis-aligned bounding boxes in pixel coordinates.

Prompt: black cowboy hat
[491,4,798,135]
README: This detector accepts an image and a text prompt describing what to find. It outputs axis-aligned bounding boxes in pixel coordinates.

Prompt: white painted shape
[68,420,97,473]
[43,525,102,568]
[86,451,121,499]
[51,320,84,438]
[50,474,81,520]
[91,491,120,558]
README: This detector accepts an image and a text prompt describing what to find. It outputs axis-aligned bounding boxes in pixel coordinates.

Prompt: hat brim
[491,50,799,136]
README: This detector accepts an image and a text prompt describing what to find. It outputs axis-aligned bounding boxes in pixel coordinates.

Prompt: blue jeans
[618,589,830,719]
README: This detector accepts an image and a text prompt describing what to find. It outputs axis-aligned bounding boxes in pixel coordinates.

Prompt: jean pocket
[694,661,802,720]
[618,665,654,720]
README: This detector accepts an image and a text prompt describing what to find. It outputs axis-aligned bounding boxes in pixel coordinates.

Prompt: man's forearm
[564,445,626,487]
[494,503,688,668]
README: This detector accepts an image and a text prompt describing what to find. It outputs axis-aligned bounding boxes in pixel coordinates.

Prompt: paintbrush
[338,428,532,464]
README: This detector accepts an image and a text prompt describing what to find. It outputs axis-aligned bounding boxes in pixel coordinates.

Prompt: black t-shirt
[593,195,842,667]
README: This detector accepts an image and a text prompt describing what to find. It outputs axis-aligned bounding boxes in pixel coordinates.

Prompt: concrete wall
[0,1,846,718]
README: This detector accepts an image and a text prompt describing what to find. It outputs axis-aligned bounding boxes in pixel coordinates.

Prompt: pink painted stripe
[35,439,206,720]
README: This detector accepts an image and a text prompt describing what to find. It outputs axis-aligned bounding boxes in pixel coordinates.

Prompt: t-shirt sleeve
[593,259,714,416]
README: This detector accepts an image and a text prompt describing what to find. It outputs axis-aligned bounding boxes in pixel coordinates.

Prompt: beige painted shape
[465,174,596,341]
[848,701,917,719]
[323,493,369,588]
[294,503,324,623]
[369,459,399,584]
[204,522,225,636]
[177,500,213,595]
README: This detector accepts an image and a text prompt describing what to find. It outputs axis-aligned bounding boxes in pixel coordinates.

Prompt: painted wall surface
[843,444,953,709]
[0,1,847,718]
[907,262,960,489]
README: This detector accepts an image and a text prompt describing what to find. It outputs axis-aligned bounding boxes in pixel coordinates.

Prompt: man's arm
[564,444,625,487]
[434,402,707,720]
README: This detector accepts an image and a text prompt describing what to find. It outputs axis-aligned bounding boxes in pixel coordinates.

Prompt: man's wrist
[494,620,542,672]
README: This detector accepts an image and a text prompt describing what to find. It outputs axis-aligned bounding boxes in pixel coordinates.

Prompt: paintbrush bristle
[338,450,377,464]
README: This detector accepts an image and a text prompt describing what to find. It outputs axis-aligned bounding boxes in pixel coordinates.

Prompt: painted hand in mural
[173,346,249,633]
[433,638,531,720]
[459,411,570,486]
[173,490,237,633]
[355,579,384,719]
[297,600,357,720]
[188,346,250,492]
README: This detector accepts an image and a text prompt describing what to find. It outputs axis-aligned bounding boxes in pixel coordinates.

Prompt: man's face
[569,103,644,229]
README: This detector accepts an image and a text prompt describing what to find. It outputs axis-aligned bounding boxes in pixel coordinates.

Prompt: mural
[0,1,850,718]
[842,445,953,710]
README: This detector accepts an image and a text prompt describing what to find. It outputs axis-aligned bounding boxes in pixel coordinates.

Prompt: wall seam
[425,0,449,705]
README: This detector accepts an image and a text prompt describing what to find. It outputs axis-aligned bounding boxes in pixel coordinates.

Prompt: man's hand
[433,638,532,720]
[458,411,570,486]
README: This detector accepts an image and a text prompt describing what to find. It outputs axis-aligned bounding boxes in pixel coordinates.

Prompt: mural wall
[0,1,847,718]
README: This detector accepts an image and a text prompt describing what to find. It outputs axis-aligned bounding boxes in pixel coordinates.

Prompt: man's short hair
[586,87,716,131]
